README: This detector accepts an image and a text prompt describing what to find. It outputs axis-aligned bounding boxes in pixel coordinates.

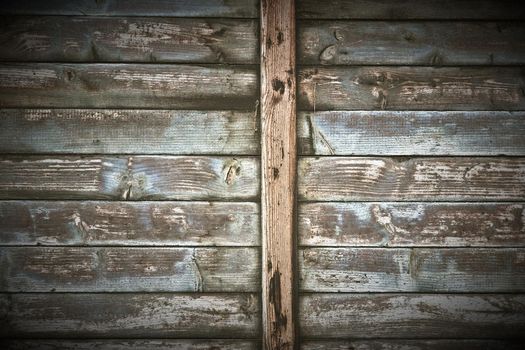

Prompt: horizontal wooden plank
[298,111,525,156]
[299,202,525,247]
[0,0,257,17]
[0,247,259,292]
[298,67,525,111]
[298,157,525,201]
[0,64,257,109]
[0,109,259,155]
[0,201,259,246]
[298,0,525,19]
[300,294,525,338]
[301,340,524,350]
[0,17,257,63]
[0,156,259,200]
[300,248,525,292]
[0,293,260,338]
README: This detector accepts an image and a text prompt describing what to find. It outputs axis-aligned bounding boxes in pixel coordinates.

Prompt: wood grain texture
[299,248,525,292]
[0,156,259,200]
[298,67,525,111]
[300,21,525,65]
[301,340,525,350]
[0,109,259,155]
[0,201,259,246]
[299,202,525,247]
[0,293,260,338]
[298,157,525,201]
[0,64,257,109]
[298,111,525,156]
[0,247,259,292]
[0,0,258,17]
[300,294,525,338]
[0,17,257,63]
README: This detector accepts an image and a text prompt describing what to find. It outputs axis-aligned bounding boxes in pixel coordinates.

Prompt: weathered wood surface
[0,201,259,246]
[298,67,525,111]
[0,247,259,292]
[298,157,525,201]
[299,202,525,247]
[0,109,259,155]
[0,64,256,109]
[299,248,525,292]
[0,0,258,17]
[300,294,525,338]
[301,340,525,350]
[0,293,260,338]
[298,0,525,19]
[0,17,257,63]
[0,156,259,200]
[300,21,525,65]
[298,111,525,156]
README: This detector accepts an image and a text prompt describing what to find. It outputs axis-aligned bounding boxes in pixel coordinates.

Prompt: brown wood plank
[298,67,525,111]
[0,156,259,200]
[298,111,525,156]
[0,109,259,155]
[0,201,259,246]
[299,202,525,247]
[298,157,525,202]
[0,17,257,63]
[300,294,525,339]
[0,293,260,338]
[0,64,257,109]
[301,340,524,350]
[299,248,525,292]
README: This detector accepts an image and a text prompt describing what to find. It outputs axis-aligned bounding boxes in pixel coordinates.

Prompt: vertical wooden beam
[261,0,296,349]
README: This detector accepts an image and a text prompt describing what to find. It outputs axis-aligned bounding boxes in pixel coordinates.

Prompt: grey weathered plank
[0,247,259,292]
[299,202,525,247]
[0,0,258,17]
[301,340,524,350]
[300,21,525,66]
[0,201,259,246]
[299,248,525,292]
[0,64,257,109]
[300,294,525,338]
[0,109,259,155]
[0,293,260,338]
[298,67,525,111]
[298,111,525,156]
[0,17,257,63]
[0,156,259,200]
[298,157,525,201]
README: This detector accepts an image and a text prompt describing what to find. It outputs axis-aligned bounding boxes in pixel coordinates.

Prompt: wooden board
[300,294,525,338]
[0,64,257,109]
[300,21,525,65]
[0,109,259,155]
[298,111,525,156]
[298,202,525,247]
[0,156,259,200]
[0,247,259,292]
[0,293,260,338]
[0,17,257,63]
[299,248,525,292]
[301,340,525,350]
[298,157,525,201]
[0,201,259,246]
[298,67,525,111]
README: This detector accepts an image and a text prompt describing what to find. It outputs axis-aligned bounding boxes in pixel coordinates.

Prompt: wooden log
[301,340,524,350]
[300,294,525,338]
[0,64,257,109]
[299,248,525,292]
[0,17,257,63]
[298,157,525,201]
[0,201,259,246]
[0,156,259,200]
[298,202,525,247]
[298,111,525,156]
[0,293,260,338]
[298,67,525,111]
[0,109,259,155]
